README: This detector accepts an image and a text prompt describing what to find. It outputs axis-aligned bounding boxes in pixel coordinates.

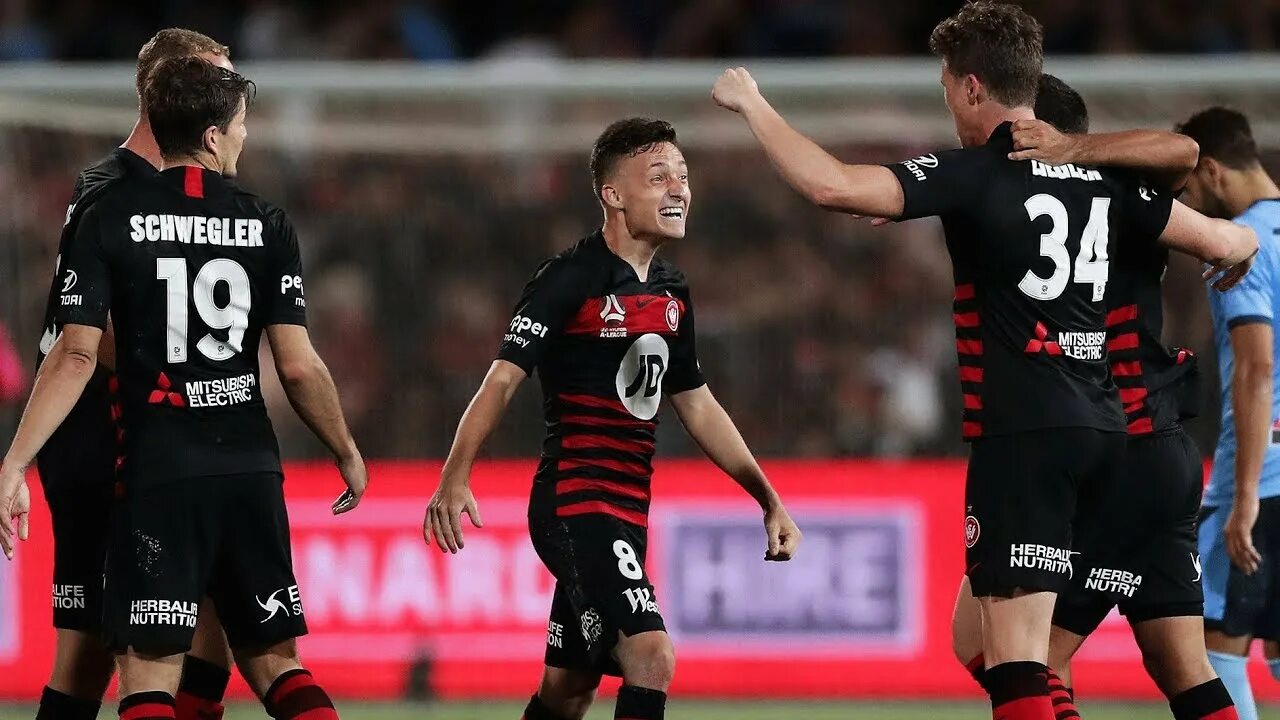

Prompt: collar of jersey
[158,165,230,196]
[113,146,159,177]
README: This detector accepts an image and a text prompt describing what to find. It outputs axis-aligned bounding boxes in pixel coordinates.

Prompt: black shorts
[529,508,665,677]
[44,483,115,632]
[1200,496,1280,641]
[1053,426,1205,637]
[103,473,307,655]
[965,427,1124,597]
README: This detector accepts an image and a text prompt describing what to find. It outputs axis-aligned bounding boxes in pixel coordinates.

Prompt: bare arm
[266,324,366,513]
[713,68,905,218]
[1,324,102,473]
[1159,200,1258,290]
[0,324,101,556]
[670,384,800,559]
[426,359,526,552]
[1224,322,1274,574]
[267,324,359,462]
[1009,120,1199,191]
[440,360,526,482]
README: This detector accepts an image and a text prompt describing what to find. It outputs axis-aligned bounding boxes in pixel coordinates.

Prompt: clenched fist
[712,67,762,113]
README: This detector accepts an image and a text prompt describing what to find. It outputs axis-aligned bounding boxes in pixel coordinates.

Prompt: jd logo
[616,333,669,420]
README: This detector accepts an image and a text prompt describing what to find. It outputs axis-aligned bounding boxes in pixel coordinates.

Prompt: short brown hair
[930,1,1044,108]
[136,28,230,97]
[143,57,254,159]
[1176,107,1260,170]
[589,118,679,201]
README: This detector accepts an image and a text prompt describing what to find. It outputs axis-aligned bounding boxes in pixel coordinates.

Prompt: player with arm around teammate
[713,4,1255,719]
[0,58,366,720]
[423,118,801,720]
[951,74,1245,720]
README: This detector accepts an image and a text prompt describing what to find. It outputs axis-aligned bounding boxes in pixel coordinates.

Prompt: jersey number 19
[156,258,250,363]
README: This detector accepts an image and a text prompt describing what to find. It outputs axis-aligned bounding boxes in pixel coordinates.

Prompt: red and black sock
[36,685,101,720]
[521,693,571,720]
[985,661,1054,720]
[1170,679,1238,720]
[967,653,989,691]
[1046,669,1081,719]
[615,685,666,720]
[263,668,339,720]
[176,655,231,720]
[119,691,177,720]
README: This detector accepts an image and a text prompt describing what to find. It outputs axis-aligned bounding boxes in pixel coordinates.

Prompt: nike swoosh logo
[635,298,654,308]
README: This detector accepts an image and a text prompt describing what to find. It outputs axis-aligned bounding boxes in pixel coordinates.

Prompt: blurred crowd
[0,127,1230,460]
[1,0,1279,61]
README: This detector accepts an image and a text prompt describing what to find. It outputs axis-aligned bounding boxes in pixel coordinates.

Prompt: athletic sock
[1170,678,1240,720]
[263,668,339,720]
[966,653,989,691]
[176,655,231,720]
[521,693,572,720]
[36,685,101,720]
[1046,669,1081,719]
[985,661,1054,720]
[614,685,666,720]
[120,691,177,720]
[1207,651,1257,720]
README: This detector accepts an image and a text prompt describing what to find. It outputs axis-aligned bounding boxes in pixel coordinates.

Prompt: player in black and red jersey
[0,58,365,720]
[949,73,1239,720]
[713,4,1255,719]
[424,118,801,720]
[18,29,237,720]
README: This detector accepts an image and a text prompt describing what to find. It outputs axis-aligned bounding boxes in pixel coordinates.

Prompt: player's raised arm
[713,67,906,218]
[1009,119,1200,192]
[1157,200,1259,290]
[668,386,801,560]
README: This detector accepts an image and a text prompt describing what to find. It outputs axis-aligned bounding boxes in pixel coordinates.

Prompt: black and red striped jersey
[885,123,1174,440]
[1105,201,1199,437]
[497,231,704,527]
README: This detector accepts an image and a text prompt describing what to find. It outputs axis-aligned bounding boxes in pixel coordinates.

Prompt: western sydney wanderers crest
[665,299,680,331]
[964,515,980,548]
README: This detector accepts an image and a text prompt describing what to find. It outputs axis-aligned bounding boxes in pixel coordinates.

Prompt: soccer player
[953,74,1242,720]
[0,57,366,720]
[423,118,801,720]
[712,3,1256,718]
[1178,107,1280,720]
[16,29,239,720]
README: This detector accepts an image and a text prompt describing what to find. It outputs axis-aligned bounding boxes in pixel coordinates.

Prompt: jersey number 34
[156,258,250,363]
[1020,195,1110,302]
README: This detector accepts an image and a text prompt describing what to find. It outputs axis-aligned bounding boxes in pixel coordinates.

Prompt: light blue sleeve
[1210,216,1274,327]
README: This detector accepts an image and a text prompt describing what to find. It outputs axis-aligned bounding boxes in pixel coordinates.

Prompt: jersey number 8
[156,258,251,363]
[1020,195,1110,302]
[613,540,644,580]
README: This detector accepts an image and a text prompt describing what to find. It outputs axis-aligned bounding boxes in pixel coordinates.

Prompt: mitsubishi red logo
[1024,322,1062,355]
[147,372,186,406]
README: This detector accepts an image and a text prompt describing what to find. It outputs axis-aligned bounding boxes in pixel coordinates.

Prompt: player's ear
[601,183,624,210]
[964,74,982,106]
[201,124,220,157]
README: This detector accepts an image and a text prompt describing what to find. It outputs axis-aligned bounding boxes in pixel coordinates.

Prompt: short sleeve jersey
[884,123,1173,440]
[35,147,157,492]
[54,166,307,486]
[1102,182,1197,437]
[1205,199,1280,506]
[496,231,704,527]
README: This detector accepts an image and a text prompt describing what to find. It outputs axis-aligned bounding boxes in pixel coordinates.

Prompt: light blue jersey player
[1181,107,1280,720]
